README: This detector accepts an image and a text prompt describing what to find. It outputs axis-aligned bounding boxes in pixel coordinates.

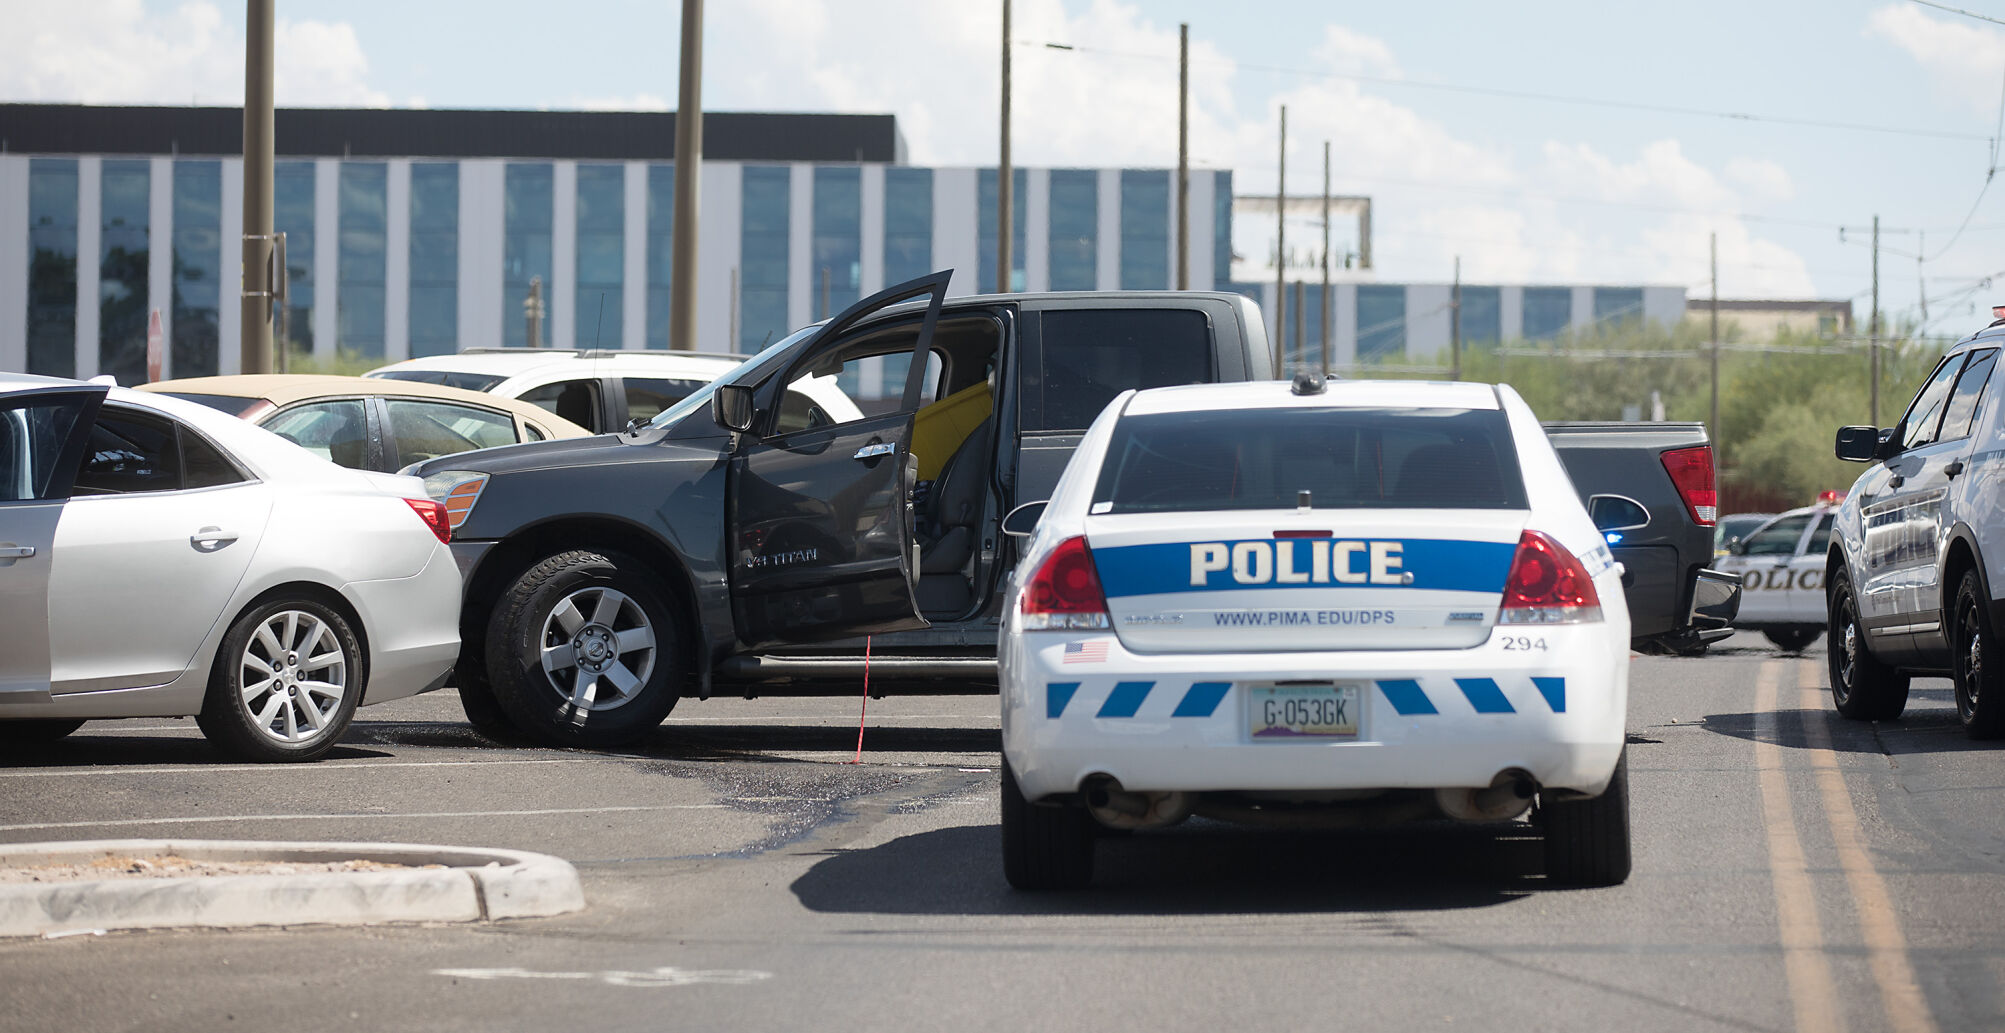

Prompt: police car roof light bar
[1020,536,1112,631]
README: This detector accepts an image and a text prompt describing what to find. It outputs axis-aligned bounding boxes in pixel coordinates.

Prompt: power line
[1910,0,2005,27]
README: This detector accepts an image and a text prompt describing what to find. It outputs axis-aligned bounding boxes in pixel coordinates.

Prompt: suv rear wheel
[1951,569,2004,739]
[1828,572,1910,721]
[485,550,683,748]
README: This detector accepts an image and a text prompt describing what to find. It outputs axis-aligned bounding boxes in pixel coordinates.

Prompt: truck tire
[484,550,683,748]
[452,658,522,743]
[1951,570,2005,739]
[1763,627,1822,653]
[1001,761,1095,890]
[1538,747,1631,887]
[1828,573,1909,721]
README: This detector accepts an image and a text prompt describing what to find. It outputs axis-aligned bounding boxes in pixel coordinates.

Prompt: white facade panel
[1500,286,1523,345]
[457,159,505,350]
[385,159,411,361]
[312,159,338,359]
[1333,282,1358,368]
[788,164,812,327]
[1643,286,1686,327]
[551,161,577,350]
[932,168,977,297]
[622,162,647,350]
[0,157,25,372]
[73,158,101,380]
[698,161,741,352]
[1405,284,1452,361]
[217,158,242,374]
[1570,285,1593,335]
[1096,168,1120,291]
[859,163,885,296]
[148,158,173,377]
[1025,168,1049,293]
[1189,170,1214,291]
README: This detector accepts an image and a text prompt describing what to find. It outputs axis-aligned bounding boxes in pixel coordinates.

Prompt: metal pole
[1450,255,1462,381]
[1871,214,1881,427]
[1176,22,1189,291]
[240,0,275,374]
[1293,280,1305,367]
[997,0,1013,294]
[1320,140,1330,370]
[669,0,704,351]
[1709,232,1720,446]
[1274,105,1286,373]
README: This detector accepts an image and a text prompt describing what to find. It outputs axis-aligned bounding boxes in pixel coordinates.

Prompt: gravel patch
[0,854,433,884]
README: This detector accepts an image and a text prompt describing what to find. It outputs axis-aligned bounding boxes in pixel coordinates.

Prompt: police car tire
[1828,574,1909,722]
[1951,570,2005,740]
[0,719,86,743]
[1763,628,1821,653]
[1539,747,1631,887]
[485,550,684,749]
[1001,762,1095,890]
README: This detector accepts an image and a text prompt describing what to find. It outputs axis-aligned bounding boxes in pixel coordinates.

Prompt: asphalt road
[2,638,2001,1033]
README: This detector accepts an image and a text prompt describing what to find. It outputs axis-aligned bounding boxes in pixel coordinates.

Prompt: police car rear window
[1092,407,1528,513]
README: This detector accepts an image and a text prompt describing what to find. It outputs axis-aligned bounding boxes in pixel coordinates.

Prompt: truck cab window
[1029,308,1213,431]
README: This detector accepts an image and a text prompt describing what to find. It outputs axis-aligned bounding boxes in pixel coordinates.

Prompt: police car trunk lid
[1085,510,1527,653]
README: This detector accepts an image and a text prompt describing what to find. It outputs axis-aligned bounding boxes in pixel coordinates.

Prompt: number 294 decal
[1498,635,1548,651]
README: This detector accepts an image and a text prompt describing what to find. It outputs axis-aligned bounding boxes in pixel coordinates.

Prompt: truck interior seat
[914,415,993,614]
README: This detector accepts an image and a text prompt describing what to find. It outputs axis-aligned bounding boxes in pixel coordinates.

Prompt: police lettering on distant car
[997,375,1639,890]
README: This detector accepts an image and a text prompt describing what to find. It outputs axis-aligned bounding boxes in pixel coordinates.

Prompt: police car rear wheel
[1538,747,1631,887]
[1763,628,1821,653]
[1951,570,2004,740]
[1001,762,1095,890]
[1828,574,1909,722]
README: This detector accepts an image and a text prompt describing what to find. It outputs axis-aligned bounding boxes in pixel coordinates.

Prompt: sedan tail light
[1659,445,1717,526]
[1499,530,1601,624]
[1020,535,1111,630]
[405,497,452,544]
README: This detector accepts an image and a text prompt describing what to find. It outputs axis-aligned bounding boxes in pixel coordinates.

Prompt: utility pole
[1871,214,1881,427]
[1321,140,1330,371]
[1274,105,1286,373]
[1918,230,1928,332]
[1176,22,1189,291]
[239,0,275,374]
[997,0,1013,294]
[1450,255,1462,381]
[1709,232,1720,451]
[669,0,703,350]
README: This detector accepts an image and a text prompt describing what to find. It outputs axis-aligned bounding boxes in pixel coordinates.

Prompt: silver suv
[1828,320,2005,737]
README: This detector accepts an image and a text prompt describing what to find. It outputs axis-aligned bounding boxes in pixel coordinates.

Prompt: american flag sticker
[1062,641,1109,664]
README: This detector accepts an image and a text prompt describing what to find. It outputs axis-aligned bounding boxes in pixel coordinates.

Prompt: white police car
[997,375,1633,890]
[1715,492,1845,652]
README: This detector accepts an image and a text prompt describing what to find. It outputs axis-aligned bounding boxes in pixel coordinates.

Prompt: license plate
[1247,683,1361,739]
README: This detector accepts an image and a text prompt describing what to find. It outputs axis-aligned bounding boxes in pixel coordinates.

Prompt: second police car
[997,375,1635,889]
[1714,492,1844,652]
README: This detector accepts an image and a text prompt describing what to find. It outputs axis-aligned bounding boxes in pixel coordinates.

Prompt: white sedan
[998,376,1632,889]
[0,374,461,761]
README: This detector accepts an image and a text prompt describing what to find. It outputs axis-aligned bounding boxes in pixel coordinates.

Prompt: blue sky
[6,0,2003,329]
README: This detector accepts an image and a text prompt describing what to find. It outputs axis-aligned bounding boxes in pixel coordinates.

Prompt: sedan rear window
[163,392,266,416]
[1092,407,1528,513]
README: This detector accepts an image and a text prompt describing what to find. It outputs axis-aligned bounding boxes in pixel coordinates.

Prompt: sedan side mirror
[713,384,756,433]
[1588,494,1649,533]
[1001,500,1049,538]
[1834,425,1880,463]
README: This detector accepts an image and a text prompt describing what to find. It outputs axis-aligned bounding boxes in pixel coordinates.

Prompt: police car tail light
[1659,446,1717,526]
[1499,530,1602,625]
[1020,535,1111,630]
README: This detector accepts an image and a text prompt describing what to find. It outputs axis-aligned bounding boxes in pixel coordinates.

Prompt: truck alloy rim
[538,587,656,712]
[239,610,347,744]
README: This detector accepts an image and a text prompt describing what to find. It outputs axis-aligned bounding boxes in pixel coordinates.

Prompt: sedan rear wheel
[1951,570,2004,739]
[197,599,363,762]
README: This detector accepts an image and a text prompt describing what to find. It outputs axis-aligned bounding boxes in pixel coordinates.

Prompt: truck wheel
[1951,570,2005,739]
[1828,573,1909,721]
[1001,761,1095,890]
[0,719,85,744]
[1763,628,1822,653]
[452,657,522,743]
[1538,747,1631,887]
[484,550,683,748]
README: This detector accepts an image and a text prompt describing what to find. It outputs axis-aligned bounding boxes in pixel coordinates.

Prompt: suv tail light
[1020,535,1111,630]
[405,497,452,544]
[1499,530,1601,624]
[1659,446,1717,526]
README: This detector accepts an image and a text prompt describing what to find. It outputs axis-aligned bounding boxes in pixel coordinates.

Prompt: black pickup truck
[418,271,1735,746]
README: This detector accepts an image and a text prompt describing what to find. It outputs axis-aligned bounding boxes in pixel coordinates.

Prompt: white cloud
[1866,4,2005,112]
[1311,24,1400,78]
[0,0,386,107]
[565,94,673,112]
[1725,157,1794,202]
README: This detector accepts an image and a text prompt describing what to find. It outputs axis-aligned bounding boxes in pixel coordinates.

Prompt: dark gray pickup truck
[417,271,1736,747]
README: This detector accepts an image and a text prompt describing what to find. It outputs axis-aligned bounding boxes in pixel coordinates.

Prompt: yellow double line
[1753,660,1935,1033]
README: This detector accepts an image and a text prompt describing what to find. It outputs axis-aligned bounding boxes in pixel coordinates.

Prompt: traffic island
[0,839,584,938]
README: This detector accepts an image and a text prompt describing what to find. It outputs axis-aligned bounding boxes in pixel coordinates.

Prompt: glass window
[73,409,181,495]
[385,399,516,468]
[812,167,862,319]
[275,162,317,360]
[576,164,624,348]
[1522,286,1571,341]
[1458,286,1501,350]
[645,164,675,349]
[99,160,151,385]
[338,163,388,357]
[1593,287,1644,327]
[1027,309,1213,432]
[409,162,458,357]
[1938,348,1998,443]
[519,379,603,432]
[1899,353,1968,451]
[0,399,87,501]
[503,163,555,348]
[623,378,707,423]
[1806,513,1835,556]
[1048,170,1097,291]
[1094,408,1527,514]
[161,392,264,417]
[172,161,222,377]
[782,341,937,435]
[181,429,245,489]
[263,399,370,468]
[883,168,933,286]
[1356,285,1406,363]
[1743,514,1813,557]
[1119,170,1169,290]
[740,166,792,353]
[978,168,1028,293]
[28,158,79,379]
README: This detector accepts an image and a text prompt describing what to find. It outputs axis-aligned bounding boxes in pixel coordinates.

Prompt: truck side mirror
[1834,426,1879,463]
[1588,494,1649,533]
[1001,500,1049,538]
[713,384,756,433]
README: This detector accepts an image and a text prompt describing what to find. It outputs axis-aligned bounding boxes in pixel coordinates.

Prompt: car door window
[623,378,707,424]
[1805,513,1834,556]
[1027,308,1215,431]
[519,379,603,432]
[181,428,249,489]
[384,399,518,469]
[1743,514,1813,557]
[779,328,940,435]
[71,409,181,495]
[0,399,89,501]
[1899,354,1968,451]
[1937,348,1998,444]
[262,400,370,468]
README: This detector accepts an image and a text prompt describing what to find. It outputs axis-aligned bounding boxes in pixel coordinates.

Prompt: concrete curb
[0,839,585,938]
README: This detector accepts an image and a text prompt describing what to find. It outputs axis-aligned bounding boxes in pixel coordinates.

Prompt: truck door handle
[0,545,34,559]
[852,442,895,461]
[190,527,240,549]
[1945,461,1965,478]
